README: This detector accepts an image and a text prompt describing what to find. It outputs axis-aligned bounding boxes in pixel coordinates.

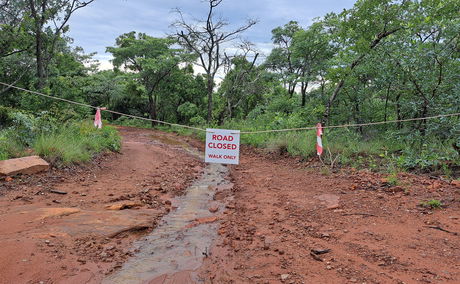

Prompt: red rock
[105,201,143,210]
[451,180,460,188]
[327,204,340,210]
[209,205,219,213]
[0,156,49,176]
[4,176,13,182]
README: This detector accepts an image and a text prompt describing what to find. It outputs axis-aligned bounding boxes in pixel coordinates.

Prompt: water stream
[103,134,229,284]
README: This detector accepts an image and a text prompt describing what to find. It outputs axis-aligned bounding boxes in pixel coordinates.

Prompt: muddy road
[0,127,459,284]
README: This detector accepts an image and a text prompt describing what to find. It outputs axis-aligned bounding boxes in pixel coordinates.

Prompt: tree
[265,21,302,97]
[291,22,335,106]
[173,0,257,122]
[107,32,188,126]
[0,0,31,59]
[24,0,95,88]
[320,0,407,125]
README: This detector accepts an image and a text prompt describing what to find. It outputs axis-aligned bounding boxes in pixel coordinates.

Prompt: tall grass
[34,121,121,165]
[111,115,459,176]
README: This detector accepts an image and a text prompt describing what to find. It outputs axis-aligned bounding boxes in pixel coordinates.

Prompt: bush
[34,121,121,165]
[114,116,151,128]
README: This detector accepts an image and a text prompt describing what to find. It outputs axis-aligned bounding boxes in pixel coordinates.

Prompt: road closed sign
[205,129,240,165]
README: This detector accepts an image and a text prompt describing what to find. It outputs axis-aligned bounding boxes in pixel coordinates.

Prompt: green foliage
[1,0,459,176]
[420,199,443,209]
[0,132,26,161]
[114,116,151,128]
[0,107,120,164]
[34,121,120,166]
[386,172,400,186]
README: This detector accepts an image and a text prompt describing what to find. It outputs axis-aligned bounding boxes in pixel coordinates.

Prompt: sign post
[205,129,240,165]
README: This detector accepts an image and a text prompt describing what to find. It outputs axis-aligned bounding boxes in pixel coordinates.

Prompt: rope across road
[1,81,459,134]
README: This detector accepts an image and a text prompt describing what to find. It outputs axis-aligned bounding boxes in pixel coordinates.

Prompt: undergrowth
[111,115,459,177]
[34,122,120,165]
[0,107,121,165]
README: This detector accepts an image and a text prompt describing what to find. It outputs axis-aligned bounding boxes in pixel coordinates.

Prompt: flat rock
[105,201,143,210]
[0,156,49,176]
[37,208,81,220]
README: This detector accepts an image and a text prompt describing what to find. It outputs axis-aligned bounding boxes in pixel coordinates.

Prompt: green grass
[420,199,443,209]
[0,133,27,160]
[111,113,459,177]
[386,172,400,186]
[34,121,121,166]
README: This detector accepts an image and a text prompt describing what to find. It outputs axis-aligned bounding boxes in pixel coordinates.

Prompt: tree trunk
[301,81,308,107]
[35,31,45,88]
[395,93,402,129]
[418,100,429,136]
[384,83,391,122]
[148,92,157,127]
[29,0,47,89]
[321,79,345,125]
[354,98,363,135]
[288,83,295,98]
[206,77,213,123]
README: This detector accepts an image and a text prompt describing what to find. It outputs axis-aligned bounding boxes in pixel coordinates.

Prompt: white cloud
[68,0,357,71]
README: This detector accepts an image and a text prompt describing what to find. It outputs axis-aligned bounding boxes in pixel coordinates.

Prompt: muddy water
[103,135,229,284]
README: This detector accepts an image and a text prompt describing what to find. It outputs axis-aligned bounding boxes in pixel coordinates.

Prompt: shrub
[34,121,121,166]
[420,199,443,209]
[114,116,151,128]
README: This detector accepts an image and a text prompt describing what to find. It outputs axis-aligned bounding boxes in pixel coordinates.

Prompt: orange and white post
[316,123,323,156]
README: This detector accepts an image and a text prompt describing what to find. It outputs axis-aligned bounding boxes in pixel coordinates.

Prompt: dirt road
[0,127,203,284]
[198,147,460,284]
[0,127,459,284]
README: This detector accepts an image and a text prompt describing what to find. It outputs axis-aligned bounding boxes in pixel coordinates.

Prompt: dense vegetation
[0,106,120,164]
[0,0,459,174]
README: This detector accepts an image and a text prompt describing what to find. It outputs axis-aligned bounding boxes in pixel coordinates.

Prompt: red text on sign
[212,134,234,142]
[207,142,237,150]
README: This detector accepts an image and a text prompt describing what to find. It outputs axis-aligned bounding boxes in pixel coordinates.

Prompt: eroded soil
[1,128,459,284]
[198,146,460,284]
[0,127,203,284]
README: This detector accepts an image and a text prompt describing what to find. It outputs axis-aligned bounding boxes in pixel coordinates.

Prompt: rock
[321,233,330,238]
[105,201,143,210]
[209,205,219,213]
[186,216,219,229]
[263,237,274,250]
[311,248,331,255]
[327,204,340,210]
[280,274,290,281]
[0,156,49,176]
[36,208,81,220]
[452,180,460,188]
[385,186,405,193]
[4,176,13,182]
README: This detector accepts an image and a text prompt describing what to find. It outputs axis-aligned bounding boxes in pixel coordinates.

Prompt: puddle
[103,135,230,284]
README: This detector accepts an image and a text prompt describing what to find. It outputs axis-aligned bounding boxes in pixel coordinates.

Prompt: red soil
[198,146,460,284]
[1,128,459,284]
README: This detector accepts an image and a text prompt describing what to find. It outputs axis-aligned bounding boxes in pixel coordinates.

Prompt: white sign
[205,129,240,165]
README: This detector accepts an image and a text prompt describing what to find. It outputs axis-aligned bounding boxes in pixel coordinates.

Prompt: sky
[67,0,357,70]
